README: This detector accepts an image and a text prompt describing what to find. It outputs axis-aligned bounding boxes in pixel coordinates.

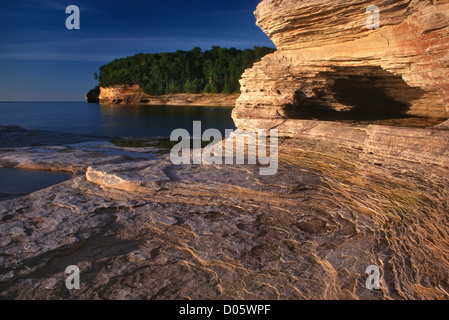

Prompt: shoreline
[86,85,239,107]
[1,125,449,299]
[135,93,239,107]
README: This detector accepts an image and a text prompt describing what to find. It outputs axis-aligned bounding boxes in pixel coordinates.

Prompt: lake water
[0,102,236,139]
[0,168,72,201]
[0,102,236,200]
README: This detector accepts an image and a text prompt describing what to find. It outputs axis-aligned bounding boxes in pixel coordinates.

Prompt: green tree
[93,46,276,95]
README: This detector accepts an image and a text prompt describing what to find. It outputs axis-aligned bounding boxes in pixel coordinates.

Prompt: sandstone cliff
[233,0,449,131]
[232,0,449,167]
[3,1,449,301]
[96,85,238,107]
[98,85,144,104]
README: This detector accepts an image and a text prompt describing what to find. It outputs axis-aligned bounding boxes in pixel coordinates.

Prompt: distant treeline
[95,46,275,96]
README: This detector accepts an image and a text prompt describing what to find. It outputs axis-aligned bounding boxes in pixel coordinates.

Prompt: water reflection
[0,168,71,201]
[0,102,236,139]
[99,104,236,138]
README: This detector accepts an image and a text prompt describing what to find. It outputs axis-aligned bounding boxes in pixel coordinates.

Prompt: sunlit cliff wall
[233,0,449,134]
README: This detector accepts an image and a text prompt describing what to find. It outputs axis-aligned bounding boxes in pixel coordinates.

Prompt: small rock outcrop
[233,0,449,134]
[97,85,238,106]
[85,86,100,103]
[99,85,145,105]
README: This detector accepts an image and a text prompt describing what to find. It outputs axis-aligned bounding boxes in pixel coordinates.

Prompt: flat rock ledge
[1,128,449,300]
[97,85,239,107]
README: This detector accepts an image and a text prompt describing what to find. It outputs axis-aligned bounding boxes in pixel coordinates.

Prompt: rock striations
[234,0,449,128]
[97,85,239,107]
[2,1,449,301]
[99,85,144,105]
[232,0,449,167]
[1,127,449,300]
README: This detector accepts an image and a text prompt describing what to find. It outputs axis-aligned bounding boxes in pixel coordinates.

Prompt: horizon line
[0,101,87,103]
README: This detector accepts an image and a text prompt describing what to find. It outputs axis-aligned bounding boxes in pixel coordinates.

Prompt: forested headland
[92,46,275,96]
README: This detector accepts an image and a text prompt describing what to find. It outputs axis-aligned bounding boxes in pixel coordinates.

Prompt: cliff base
[87,85,239,107]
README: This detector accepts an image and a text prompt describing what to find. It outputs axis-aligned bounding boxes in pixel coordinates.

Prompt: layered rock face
[233,0,449,133]
[99,85,145,105]
[98,85,238,106]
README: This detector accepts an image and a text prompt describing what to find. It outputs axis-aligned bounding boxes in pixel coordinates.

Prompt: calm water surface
[0,102,236,199]
[0,102,236,138]
[0,168,71,201]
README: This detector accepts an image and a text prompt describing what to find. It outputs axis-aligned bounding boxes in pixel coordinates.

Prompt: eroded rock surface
[98,85,238,106]
[233,0,449,133]
[2,0,449,301]
[1,128,449,300]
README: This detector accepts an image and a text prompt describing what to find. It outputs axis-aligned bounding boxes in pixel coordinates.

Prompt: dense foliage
[96,46,275,95]
[86,86,100,96]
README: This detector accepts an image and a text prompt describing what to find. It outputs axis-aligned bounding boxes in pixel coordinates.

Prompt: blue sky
[0,0,274,101]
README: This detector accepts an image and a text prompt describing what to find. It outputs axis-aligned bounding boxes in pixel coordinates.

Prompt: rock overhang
[234,0,449,132]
